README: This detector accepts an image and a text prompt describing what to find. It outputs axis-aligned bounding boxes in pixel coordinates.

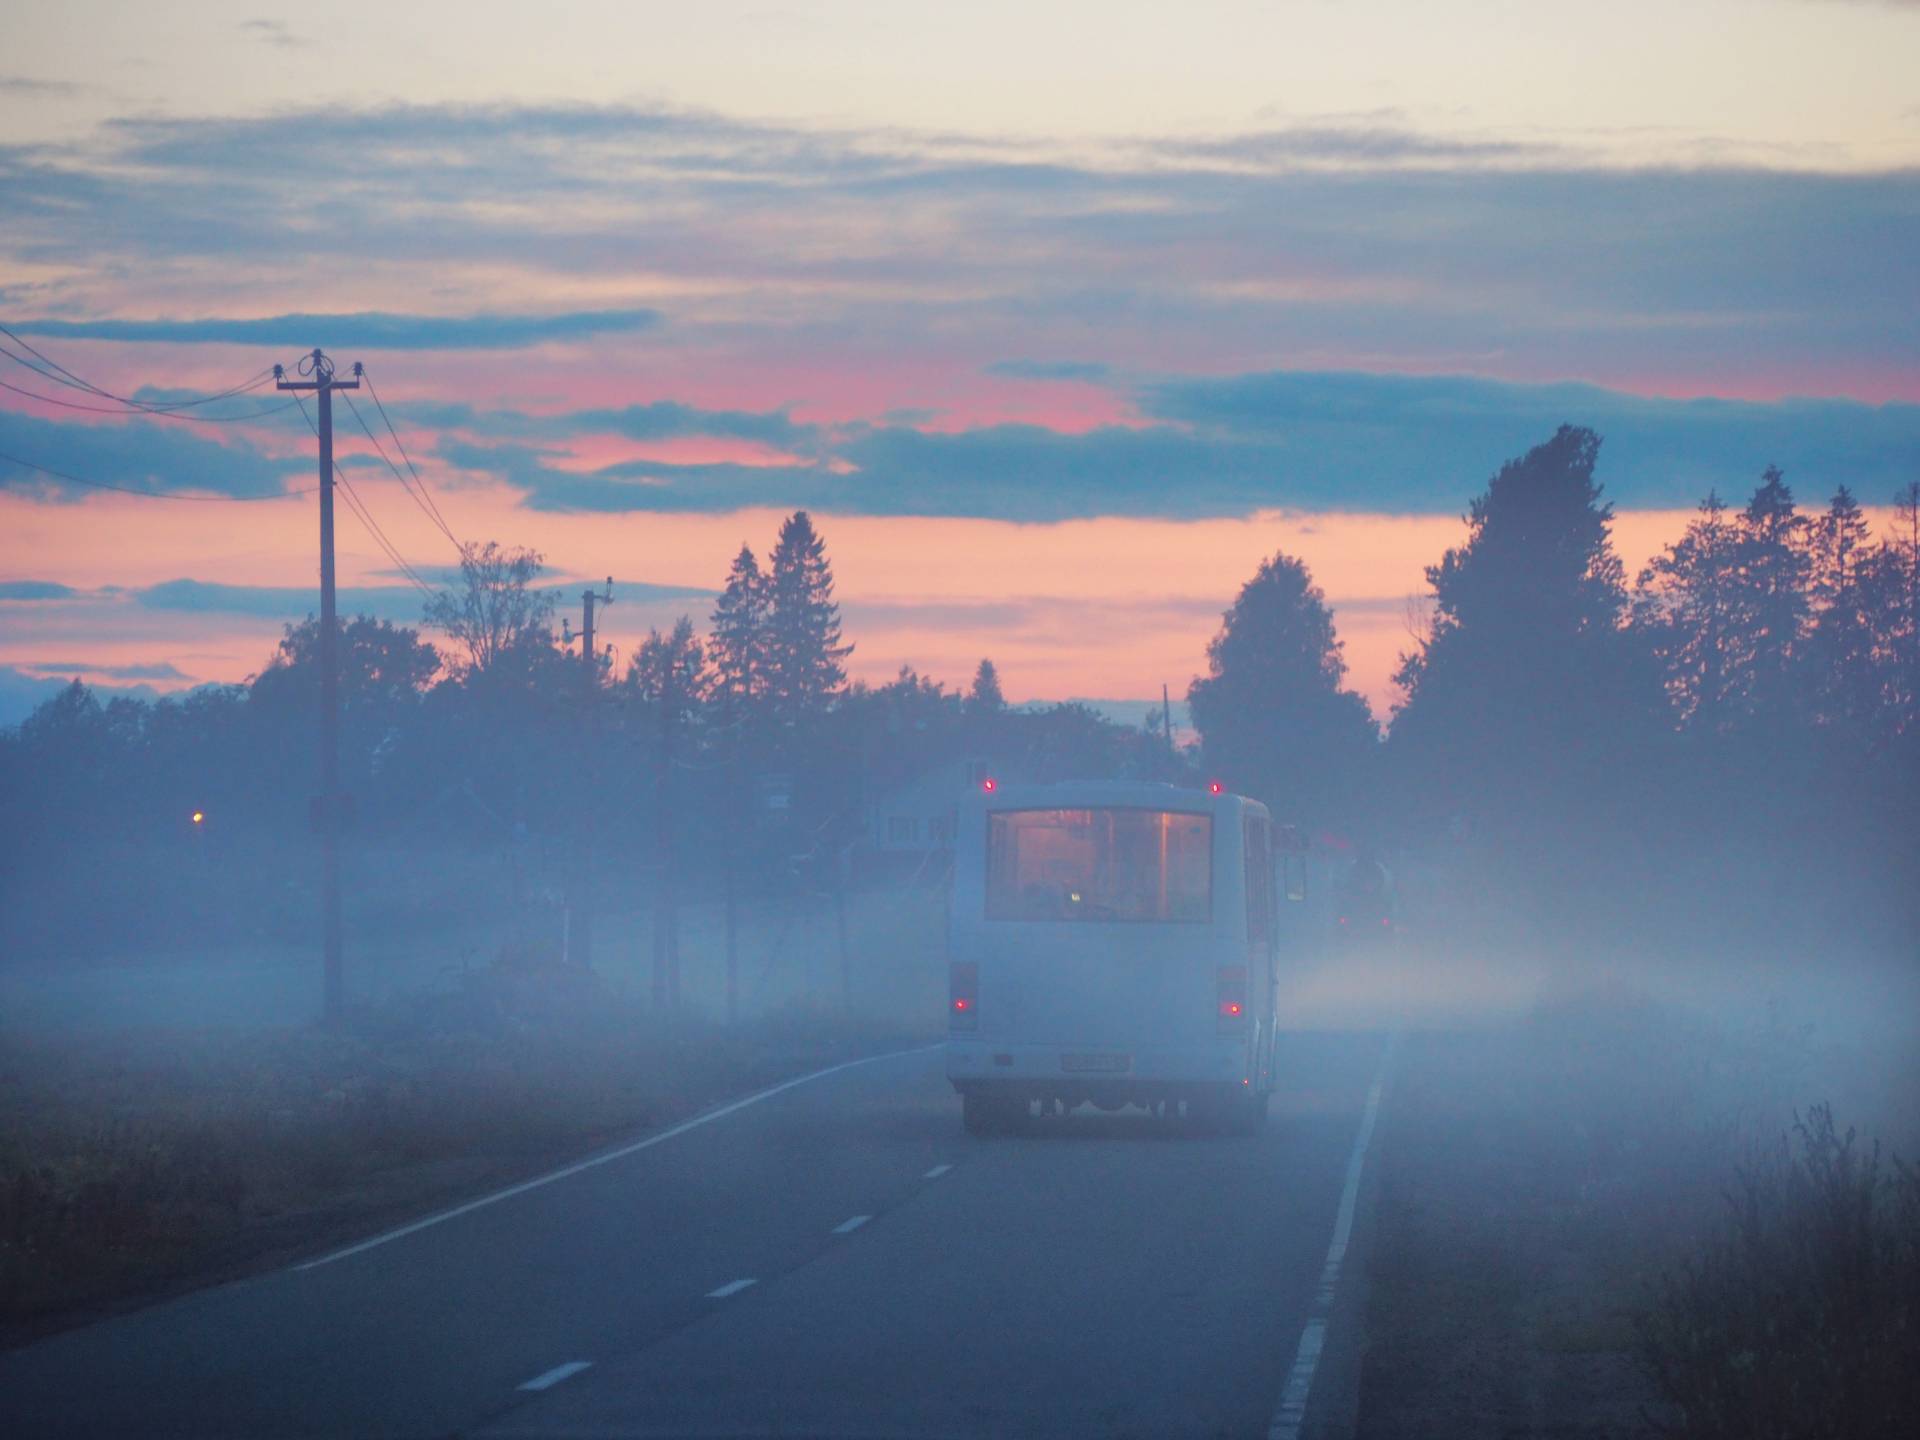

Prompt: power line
[0,369,298,423]
[360,368,459,546]
[0,444,316,502]
[341,389,460,551]
[290,389,436,595]
[0,322,277,415]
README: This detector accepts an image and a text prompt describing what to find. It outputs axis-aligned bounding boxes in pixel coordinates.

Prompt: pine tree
[1804,487,1880,729]
[1880,481,1920,735]
[968,658,1005,712]
[1635,491,1742,732]
[1390,425,1651,832]
[1732,465,1811,725]
[765,511,852,729]
[627,617,709,1007]
[1188,551,1376,826]
[708,545,770,722]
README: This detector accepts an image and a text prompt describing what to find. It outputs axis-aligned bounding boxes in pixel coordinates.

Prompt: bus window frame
[983,805,1216,925]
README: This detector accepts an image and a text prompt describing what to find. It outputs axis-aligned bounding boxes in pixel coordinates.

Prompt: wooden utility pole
[565,579,613,967]
[276,349,360,1026]
[1162,683,1176,775]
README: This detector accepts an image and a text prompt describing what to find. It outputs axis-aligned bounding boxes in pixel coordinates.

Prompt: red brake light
[1208,780,1223,795]
[1217,965,1247,1027]
[950,961,978,1030]
[981,776,996,793]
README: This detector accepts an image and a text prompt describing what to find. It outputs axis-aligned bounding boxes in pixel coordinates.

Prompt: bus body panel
[946,781,1281,1110]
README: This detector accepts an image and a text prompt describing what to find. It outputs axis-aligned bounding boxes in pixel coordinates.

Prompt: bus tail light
[1217,964,1247,1028]
[950,961,978,1030]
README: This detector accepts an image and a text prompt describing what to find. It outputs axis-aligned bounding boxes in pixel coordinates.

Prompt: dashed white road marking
[831,1214,872,1235]
[296,1044,940,1270]
[706,1277,757,1299]
[1267,1033,1399,1440]
[518,1361,592,1392]
[923,1163,953,1179]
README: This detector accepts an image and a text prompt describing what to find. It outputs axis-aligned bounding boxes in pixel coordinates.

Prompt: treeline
[3,426,1916,962]
[1190,425,1919,954]
[0,512,1174,957]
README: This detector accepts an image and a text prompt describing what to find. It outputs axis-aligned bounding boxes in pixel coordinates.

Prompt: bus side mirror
[1285,856,1307,903]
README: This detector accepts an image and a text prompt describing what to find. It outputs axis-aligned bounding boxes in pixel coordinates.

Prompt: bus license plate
[1060,1053,1131,1073]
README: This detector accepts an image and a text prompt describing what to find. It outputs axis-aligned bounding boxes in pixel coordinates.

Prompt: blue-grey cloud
[0,407,305,499]
[985,360,1113,383]
[440,369,1920,519]
[10,308,662,351]
[0,580,79,600]
[135,579,428,623]
[1138,370,1920,512]
[4,101,1911,401]
[411,398,818,452]
[17,658,189,681]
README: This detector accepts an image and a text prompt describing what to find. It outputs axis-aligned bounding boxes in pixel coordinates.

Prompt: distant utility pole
[563,579,613,967]
[276,349,360,1027]
[1162,683,1176,776]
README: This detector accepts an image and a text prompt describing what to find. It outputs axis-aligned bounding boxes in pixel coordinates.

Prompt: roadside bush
[1636,1104,1920,1439]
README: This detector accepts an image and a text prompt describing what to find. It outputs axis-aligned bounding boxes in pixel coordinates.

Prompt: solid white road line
[831,1214,872,1235]
[296,1044,941,1271]
[1267,1032,1399,1440]
[923,1163,952,1179]
[706,1278,757,1299]
[518,1361,592,1392]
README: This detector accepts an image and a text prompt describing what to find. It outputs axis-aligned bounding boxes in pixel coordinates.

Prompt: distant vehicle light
[191,810,205,825]
[981,777,997,793]
[1208,780,1223,795]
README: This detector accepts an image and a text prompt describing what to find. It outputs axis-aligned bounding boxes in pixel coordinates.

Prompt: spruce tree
[708,545,770,725]
[1805,487,1880,730]
[1390,425,1651,835]
[1732,465,1811,726]
[1635,491,1742,732]
[765,511,852,729]
[1187,551,1376,827]
[968,658,1005,712]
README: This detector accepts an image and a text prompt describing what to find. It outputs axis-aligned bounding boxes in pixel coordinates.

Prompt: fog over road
[0,1034,1392,1439]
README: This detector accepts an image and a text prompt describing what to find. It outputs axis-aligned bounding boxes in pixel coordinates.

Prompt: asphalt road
[0,1031,1392,1439]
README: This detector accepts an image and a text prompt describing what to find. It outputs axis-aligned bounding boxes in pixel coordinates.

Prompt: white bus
[946,780,1283,1135]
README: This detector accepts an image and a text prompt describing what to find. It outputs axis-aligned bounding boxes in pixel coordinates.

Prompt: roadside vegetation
[1354,967,1916,1440]
[0,937,938,1341]
[1637,1104,1920,1439]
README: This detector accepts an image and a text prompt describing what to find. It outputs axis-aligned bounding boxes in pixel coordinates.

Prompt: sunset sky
[3,0,1918,725]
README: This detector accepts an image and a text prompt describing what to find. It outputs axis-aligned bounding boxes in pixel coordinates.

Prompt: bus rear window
[985,809,1212,923]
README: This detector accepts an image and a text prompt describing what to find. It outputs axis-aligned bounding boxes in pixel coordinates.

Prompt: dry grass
[0,941,936,1340]
[1635,1105,1920,1439]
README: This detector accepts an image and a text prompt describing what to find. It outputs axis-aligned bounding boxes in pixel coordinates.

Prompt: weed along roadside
[1352,989,1920,1440]
[0,937,940,1347]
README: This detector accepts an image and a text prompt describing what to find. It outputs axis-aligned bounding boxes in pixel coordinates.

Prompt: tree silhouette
[1731,465,1810,728]
[423,541,557,677]
[1804,487,1881,731]
[765,511,852,732]
[1391,425,1652,841]
[628,617,709,1006]
[1635,491,1742,733]
[708,545,770,723]
[1187,552,1376,827]
[968,658,1005,713]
